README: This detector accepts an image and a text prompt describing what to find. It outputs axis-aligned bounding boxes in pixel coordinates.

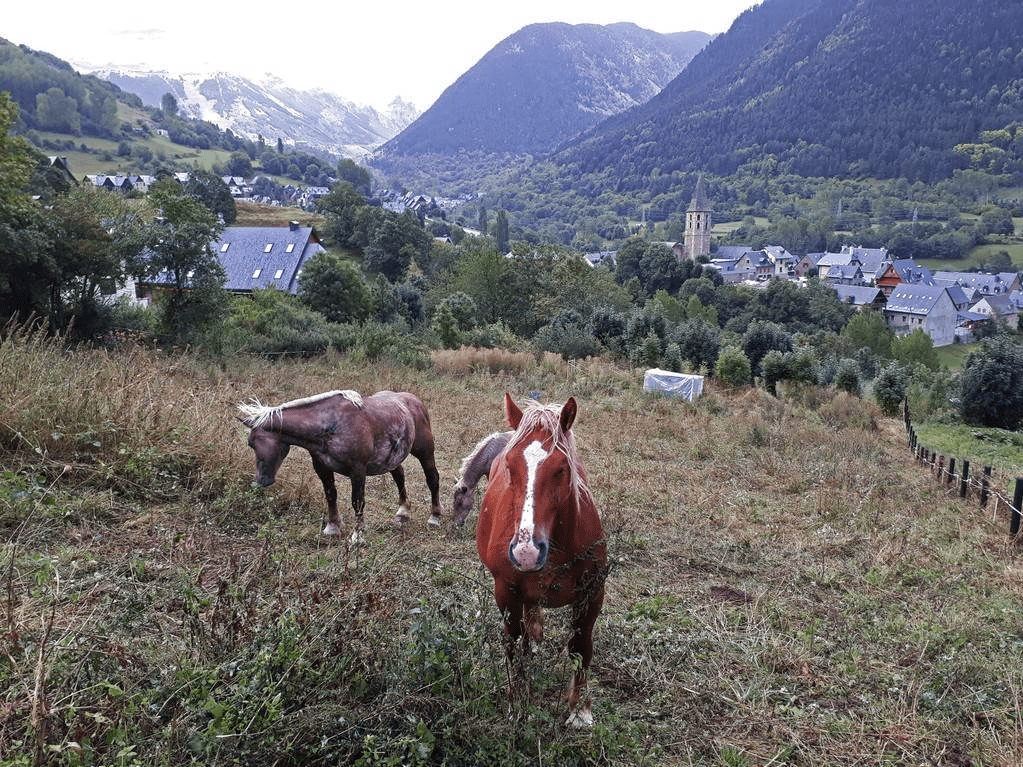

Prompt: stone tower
[682,176,711,260]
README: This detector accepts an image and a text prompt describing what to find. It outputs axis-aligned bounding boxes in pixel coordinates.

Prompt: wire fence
[903,404,1023,536]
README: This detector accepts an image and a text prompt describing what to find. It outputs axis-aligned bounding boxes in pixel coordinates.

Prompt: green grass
[37,128,234,177]
[933,340,976,370]
[910,421,1023,480]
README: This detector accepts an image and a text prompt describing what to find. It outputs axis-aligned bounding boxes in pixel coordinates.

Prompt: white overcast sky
[3,1,759,111]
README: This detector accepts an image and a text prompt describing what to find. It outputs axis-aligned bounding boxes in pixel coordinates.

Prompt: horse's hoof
[565,705,594,728]
[427,514,442,528]
[393,514,409,528]
[349,528,366,545]
[323,522,342,536]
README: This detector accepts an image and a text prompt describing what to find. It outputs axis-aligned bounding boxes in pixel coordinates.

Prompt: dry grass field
[3,327,1023,766]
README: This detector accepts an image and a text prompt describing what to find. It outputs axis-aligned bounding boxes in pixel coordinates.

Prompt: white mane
[238,389,362,429]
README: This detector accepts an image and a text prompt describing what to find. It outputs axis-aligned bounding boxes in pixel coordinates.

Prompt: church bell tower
[682,176,711,260]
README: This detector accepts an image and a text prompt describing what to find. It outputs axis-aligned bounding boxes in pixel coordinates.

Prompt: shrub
[834,358,862,396]
[715,345,752,387]
[741,320,792,377]
[819,391,880,431]
[532,321,603,361]
[959,335,1023,429]
[873,362,908,417]
[761,349,788,395]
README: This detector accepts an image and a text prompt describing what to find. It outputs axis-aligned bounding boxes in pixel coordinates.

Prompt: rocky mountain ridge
[94,68,420,160]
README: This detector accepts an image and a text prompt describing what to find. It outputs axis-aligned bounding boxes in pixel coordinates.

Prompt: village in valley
[73,161,1022,351]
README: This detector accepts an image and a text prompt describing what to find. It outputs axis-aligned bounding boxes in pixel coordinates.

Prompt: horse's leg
[312,457,341,536]
[524,605,544,650]
[494,588,528,704]
[349,470,366,544]
[390,465,411,527]
[565,586,605,728]
[413,447,443,527]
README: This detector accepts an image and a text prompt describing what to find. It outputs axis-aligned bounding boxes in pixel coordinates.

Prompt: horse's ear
[504,392,523,429]
[560,397,577,434]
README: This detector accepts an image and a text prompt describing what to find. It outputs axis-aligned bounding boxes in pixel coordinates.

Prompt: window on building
[252,269,261,279]
[274,269,284,279]
[264,244,273,253]
[220,243,230,252]
[286,243,295,253]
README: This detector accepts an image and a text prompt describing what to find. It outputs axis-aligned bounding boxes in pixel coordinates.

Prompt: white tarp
[643,368,704,401]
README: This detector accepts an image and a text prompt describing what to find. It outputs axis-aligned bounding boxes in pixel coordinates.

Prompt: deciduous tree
[297,252,372,324]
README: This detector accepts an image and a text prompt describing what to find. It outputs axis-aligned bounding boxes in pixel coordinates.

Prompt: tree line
[2,88,1020,433]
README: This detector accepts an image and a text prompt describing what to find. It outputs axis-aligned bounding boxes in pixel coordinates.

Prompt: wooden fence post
[1011,479,1023,537]
[980,466,992,508]
[960,461,970,499]
[947,457,956,488]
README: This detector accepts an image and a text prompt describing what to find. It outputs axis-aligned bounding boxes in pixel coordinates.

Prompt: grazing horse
[452,430,512,526]
[476,393,608,727]
[238,389,443,539]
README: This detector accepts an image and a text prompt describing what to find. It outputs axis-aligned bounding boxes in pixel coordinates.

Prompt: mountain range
[4,0,1021,232]
[378,23,709,157]
[79,23,707,168]
[92,69,420,161]
[544,0,1023,189]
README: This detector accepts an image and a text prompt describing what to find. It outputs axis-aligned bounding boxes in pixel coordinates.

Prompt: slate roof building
[931,270,1021,300]
[969,293,1020,330]
[832,284,886,310]
[883,284,959,346]
[213,223,324,294]
[136,222,325,301]
[840,246,889,282]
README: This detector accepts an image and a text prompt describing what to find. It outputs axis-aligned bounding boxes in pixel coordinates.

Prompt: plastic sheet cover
[642,368,704,401]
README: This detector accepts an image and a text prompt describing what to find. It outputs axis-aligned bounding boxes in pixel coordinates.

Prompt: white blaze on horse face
[510,440,549,570]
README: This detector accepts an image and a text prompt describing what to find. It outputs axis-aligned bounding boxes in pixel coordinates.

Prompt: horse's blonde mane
[238,389,362,429]
[502,402,592,505]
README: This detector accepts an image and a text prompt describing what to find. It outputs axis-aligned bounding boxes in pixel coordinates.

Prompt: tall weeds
[2,328,1022,765]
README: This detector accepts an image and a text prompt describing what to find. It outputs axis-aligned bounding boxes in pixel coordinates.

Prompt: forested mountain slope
[550,0,1023,190]
[378,23,709,157]
[0,37,141,137]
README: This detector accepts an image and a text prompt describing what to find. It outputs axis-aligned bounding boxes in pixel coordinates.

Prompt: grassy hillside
[2,329,1022,765]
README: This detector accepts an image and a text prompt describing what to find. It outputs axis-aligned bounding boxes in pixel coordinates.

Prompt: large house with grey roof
[135,222,324,303]
[213,223,324,294]
[883,284,960,346]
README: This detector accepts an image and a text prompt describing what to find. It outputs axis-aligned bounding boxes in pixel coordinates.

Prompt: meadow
[3,327,1023,766]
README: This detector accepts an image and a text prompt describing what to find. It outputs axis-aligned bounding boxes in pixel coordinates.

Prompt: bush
[834,358,862,396]
[873,362,908,417]
[761,349,788,395]
[959,335,1023,429]
[532,321,603,361]
[819,391,880,431]
[715,345,752,387]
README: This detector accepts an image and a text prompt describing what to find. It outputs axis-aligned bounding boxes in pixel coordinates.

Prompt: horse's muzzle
[509,537,548,571]
[257,474,275,487]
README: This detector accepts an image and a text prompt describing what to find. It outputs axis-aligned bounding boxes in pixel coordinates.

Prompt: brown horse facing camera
[476,393,608,727]
[238,389,443,541]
